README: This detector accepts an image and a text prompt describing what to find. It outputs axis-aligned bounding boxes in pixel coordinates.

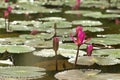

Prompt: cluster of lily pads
[0,0,120,80]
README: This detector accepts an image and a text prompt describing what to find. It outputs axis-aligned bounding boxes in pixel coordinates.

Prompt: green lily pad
[72,27,104,32]
[72,20,102,26]
[0,66,45,80]
[0,45,35,54]
[42,21,72,29]
[38,17,66,21]
[69,56,120,66]
[19,33,54,40]
[106,9,120,14]
[43,0,64,6]
[59,48,86,58]
[84,13,120,19]
[65,10,95,15]
[89,38,120,45]
[92,49,120,58]
[55,69,120,80]
[5,37,26,45]
[25,39,52,49]
[33,48,86,58]
[55,69,101,80]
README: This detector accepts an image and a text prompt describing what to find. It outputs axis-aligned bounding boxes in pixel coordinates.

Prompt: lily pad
[65,10,95,15]
[55,69,101,80]
[72,20,102,26]
[0,45,35,54]
[106,9,120,14]
[89,38,120,45]
[25,39,52,49]
[84,13,120,19]
[33,48,86,58]
[68,56,120,66]
[5,37,26,45]
[0,66,45,80]
[92,49,120,58]
[55,69,120,80]
[38,17,66,21]
[19,33,54,40]
[72,27,104,32]
[42,21,72,29]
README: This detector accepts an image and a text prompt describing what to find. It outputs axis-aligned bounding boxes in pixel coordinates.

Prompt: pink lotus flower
[4,10,9,19]
[72,0,81,10]
[53,37,59,52]
[71,26,87,46]
[70,26,91,67]
[7,6,12,13]
[87,44,93,56]
[30,30,39,35]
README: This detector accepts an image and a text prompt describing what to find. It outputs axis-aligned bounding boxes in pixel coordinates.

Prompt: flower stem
[55,51,58,71]
[74,45,80,68]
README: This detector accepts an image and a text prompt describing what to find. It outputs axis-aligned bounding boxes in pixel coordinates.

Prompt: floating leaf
[60,43,87,49]
[33,48,86,58]
[7,45,35,54]
[0,66,45,80]
[92,49,120,58]
[72,20,102,26]
[65,10,94,15]
[55,69,120,80]
[106,9,120,14]
[55,69,101,80]
[33,49,55,57]
[68,56,120,66]
[59,48,86,58]
[69,56,95,66]
[38,17,66,21]
[25,39,52,49]
[89,38,120,45]
[42,21,72,29]
[0,45,35,54]
[19,33,53,40]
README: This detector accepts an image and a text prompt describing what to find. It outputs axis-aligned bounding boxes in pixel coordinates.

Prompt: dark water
[0,5,120,80]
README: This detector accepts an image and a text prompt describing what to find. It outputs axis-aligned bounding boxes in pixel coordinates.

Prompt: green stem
[55,51,58,71]
[74,45,80,68]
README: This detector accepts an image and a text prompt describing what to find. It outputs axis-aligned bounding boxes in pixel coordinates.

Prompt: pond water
[0,1,120,80]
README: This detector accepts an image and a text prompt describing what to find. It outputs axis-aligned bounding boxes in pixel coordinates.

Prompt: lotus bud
[7,6,12,13]
[30,30,39,35]
[53,37,59,52]
[4,10,9,19]
[87,44,93,56]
